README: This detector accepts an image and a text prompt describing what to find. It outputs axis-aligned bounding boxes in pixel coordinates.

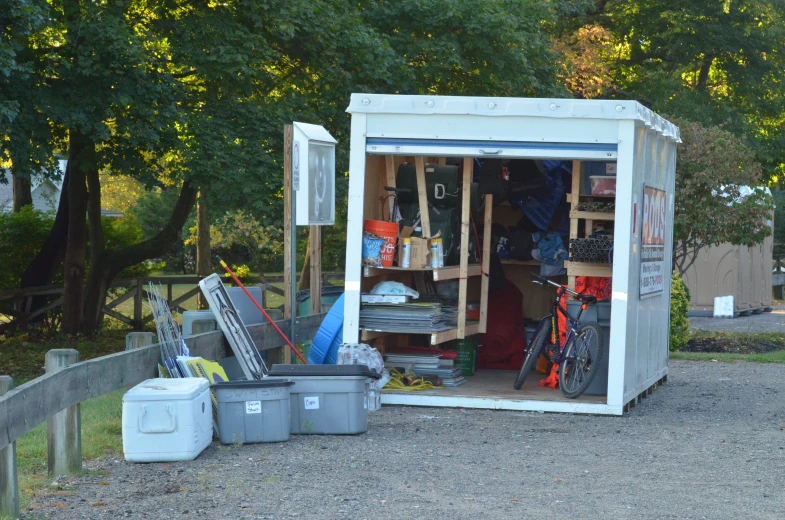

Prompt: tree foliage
[672,118,774,275]
[0,206,53,292]
[6,0,782,334]
[1,0,419,332]
[597,0,785,177]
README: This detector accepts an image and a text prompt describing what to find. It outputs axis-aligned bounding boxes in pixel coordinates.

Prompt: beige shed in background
[682,232,773,316]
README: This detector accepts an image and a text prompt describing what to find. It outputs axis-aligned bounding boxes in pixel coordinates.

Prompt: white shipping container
[342,94,680,415]
[122,378,213,462]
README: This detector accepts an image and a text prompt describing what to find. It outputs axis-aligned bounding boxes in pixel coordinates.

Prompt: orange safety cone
[539,362,560,389]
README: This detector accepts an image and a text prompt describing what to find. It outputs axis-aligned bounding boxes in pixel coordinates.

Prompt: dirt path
[690,305,785,333]
[27,360,785,520]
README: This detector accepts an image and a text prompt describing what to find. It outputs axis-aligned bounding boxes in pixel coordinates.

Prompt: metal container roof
[346,94,680,143]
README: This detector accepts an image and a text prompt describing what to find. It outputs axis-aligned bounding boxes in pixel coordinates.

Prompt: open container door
[343,94,679,415]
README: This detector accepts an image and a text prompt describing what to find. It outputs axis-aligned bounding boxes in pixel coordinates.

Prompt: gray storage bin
[568,300,610,325]
[267,364,376,435]
[566,301,610,396]
[226,286,279,326]
[213,380,294,444]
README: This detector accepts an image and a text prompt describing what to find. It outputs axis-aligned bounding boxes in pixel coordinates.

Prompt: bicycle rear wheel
[559,322,603,399]
[514,318,551,390]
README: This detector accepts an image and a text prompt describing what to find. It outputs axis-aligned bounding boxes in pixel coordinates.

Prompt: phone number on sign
[641,274,663,288]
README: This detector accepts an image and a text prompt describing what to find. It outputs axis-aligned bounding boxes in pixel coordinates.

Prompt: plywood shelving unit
[567,160,614,290]
[359,155,491,346]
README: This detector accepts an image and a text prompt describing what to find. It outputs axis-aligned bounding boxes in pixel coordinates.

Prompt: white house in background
[0,160,123,217]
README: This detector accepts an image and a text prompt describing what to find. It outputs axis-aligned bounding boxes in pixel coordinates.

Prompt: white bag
[337,343,389,412]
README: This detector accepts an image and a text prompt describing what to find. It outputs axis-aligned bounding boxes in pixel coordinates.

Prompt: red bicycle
[514,273,604,399]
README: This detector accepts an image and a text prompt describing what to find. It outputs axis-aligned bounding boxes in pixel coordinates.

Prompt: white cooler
[122,378,212,462]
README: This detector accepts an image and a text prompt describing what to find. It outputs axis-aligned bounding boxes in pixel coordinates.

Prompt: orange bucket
[364,219,398,267]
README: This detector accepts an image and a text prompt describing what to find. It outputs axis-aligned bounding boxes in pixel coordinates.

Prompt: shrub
[670,271,691,351]
[227,264,252,280]
[99,215,154,279]
[0,207,54,291]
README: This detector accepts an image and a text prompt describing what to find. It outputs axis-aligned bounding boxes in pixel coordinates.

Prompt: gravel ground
[689,306,785,333]
[27,360,785,520]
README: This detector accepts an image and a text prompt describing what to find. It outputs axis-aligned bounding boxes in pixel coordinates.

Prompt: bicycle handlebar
[530,272,565,290]
[529,272,596,303]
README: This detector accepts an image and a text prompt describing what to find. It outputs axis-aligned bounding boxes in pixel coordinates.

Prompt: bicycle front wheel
[559,322,603,399]
[514,318,551,390]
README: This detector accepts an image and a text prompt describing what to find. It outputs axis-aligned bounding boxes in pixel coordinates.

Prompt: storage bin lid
[212,379,294,391]
[268,364,380,379]
[123,378,210,402]
[296,286,345,302]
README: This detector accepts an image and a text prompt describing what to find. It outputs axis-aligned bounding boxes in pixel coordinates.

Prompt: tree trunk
[696,55,714,92]
[61,133,91,335]
[196,191,211,309]
[81,181,197,333]
[20,164,70,318]
[82,166,106,331]
[12,173,33,212]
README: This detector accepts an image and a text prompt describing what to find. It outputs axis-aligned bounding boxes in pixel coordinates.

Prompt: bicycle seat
[579,295,598,304]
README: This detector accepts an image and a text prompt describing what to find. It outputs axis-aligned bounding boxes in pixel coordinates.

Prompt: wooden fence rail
[0,314,325,518]
[0,273,344,332]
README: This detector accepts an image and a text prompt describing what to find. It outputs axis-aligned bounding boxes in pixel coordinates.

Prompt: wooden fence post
[133,278,143,330]
[0,376,20,519]
[45,349,81,477]
[280,122,294,366]
[260,283,268,309]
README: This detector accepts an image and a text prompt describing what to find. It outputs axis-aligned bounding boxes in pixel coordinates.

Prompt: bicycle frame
[530,280,591,365]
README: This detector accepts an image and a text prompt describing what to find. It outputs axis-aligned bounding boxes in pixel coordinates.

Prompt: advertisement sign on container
[640,186,666,298]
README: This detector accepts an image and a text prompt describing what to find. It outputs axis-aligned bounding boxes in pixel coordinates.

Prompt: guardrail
[0,314,325,518]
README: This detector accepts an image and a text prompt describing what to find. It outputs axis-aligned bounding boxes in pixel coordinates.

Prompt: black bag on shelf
[488,252,506,292]
[396,162,461,208]
[506,159,549,199]
[477,159,509,200]
[506,230,534,261]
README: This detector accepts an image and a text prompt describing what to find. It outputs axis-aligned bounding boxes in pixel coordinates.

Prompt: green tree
[2,0,400,333]
[0,207,53,292]
[363,0,584,97]
[597,0,785,177]
[3,0,584,334]
[672,118,774,276]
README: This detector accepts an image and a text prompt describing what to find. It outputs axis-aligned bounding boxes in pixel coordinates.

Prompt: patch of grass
[671,350,785,363]
[681,330,785,355]
[0,330,127,382]
[16,389,124,510]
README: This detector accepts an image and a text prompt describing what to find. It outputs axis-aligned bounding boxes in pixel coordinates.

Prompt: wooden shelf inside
[361,321,481,345]
[569,210,615,220]
[363,264,482,281]
[360,329,390,341]
[501,259,541,266]
[565,261,612,277]
[566,193,616,203]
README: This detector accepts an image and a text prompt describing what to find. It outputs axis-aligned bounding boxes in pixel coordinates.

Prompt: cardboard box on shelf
[398,226,430,268]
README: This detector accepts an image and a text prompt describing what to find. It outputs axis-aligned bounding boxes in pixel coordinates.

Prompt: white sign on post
[640,186,666,298]
[292,122,337,225]
[292,140,300,191]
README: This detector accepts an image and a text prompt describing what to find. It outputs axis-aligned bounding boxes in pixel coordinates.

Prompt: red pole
[217,257,308,365]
